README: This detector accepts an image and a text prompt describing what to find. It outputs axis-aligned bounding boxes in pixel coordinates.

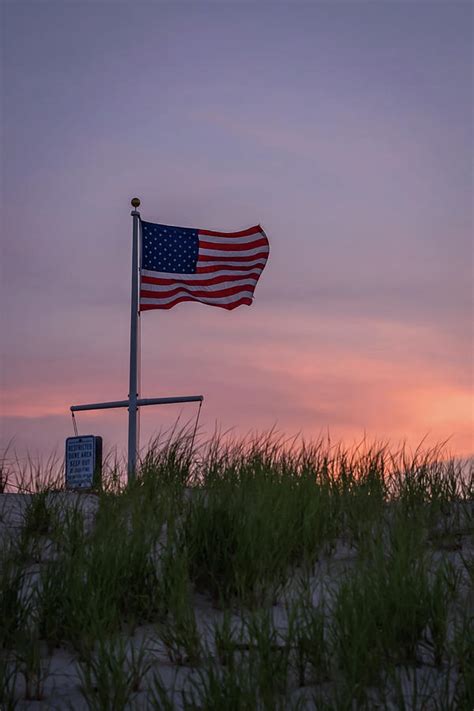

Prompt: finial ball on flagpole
[131,197,141,208]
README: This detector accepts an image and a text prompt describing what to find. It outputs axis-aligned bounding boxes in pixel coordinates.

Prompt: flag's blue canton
[141,221,199,274]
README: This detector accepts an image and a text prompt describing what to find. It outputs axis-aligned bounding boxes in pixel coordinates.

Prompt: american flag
[140,221,269,311]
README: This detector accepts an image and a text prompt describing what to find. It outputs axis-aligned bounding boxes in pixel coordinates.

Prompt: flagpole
[128,197,141,481]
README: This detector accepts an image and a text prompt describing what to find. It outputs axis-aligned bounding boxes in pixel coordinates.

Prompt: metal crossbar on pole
[70,395,204,413]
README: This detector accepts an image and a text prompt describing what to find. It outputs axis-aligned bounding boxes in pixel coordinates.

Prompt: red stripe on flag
[198,225,262,238]
[198,252,268,263]
[140,296,253,311]
[196,263,266,273]
[141,272,261,287]
[140,284,256,300]
[198,237,268,252]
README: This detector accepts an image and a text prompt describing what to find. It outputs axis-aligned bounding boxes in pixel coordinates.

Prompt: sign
[65,435,102,489]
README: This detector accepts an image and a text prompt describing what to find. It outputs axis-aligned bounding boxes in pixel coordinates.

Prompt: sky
[1,0,473,465]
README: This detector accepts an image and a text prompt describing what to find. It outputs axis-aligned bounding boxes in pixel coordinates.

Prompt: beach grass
[0,432,472,708]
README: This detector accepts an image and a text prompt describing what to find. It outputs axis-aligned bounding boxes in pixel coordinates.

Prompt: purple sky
[1,1,472,463]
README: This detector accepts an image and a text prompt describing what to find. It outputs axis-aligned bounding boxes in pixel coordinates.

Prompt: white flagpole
[128,197,141,481]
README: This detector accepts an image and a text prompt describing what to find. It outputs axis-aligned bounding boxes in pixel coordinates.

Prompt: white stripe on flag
[196,258,267,268]
[140,290,255,306]
[199,233,265,245]
[141,278,258,293]
[199,246,269,258]
[141,267,263,281]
